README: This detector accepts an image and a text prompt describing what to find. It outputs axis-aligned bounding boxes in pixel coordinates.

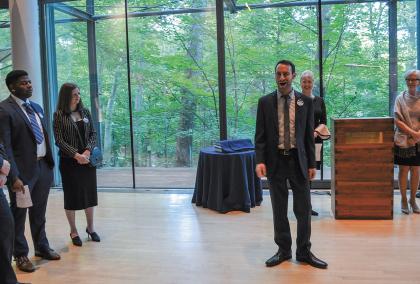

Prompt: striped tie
[282,95,290,150]
[23,103,44,144]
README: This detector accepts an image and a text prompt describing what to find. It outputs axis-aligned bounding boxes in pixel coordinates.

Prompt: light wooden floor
[12,190,420,284]
[95,167,333,188]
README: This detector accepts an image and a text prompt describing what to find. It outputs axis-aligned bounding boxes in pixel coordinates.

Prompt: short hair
[300,70,314,81]
[56,83,84,114]
[275,60,296,74]
[404,69,420,80]
[5,70,28,90]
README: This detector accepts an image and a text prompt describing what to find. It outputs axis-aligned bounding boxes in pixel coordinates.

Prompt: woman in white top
[394,69,420,214]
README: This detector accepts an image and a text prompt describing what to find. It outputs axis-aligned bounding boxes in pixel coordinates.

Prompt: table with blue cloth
[192,146,263,213]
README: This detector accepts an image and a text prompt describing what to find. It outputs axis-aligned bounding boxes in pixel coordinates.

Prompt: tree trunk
[103,70,120,166]
[133,61,145,167]
[175,10,204,167]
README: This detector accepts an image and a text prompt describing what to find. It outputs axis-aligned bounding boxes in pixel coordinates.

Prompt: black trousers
[8,159,53,257]
[268,151,312,257]
[0,189,18,284]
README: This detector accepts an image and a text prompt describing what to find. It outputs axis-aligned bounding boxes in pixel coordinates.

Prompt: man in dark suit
[255,60,327,269]
[0,143,30,284]
[0,143,17,283]
[0,70,59,273]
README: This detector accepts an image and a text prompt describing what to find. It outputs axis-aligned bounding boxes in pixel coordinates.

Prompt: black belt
[37,157,45,161]
[278,148,297,156]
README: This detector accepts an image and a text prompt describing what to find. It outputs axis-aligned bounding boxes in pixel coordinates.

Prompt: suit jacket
[0,96,54,185]
[313,96,327,144]
[53,108,97,158]
[255,90,315,179]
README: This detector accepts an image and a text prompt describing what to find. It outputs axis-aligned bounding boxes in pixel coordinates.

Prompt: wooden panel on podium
[331,118,394,219]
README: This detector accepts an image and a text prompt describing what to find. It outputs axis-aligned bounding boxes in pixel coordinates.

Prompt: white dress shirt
[11,95,47,158]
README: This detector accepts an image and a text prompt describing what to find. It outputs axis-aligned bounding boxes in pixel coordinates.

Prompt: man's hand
[308,168,316,180]
[0,160,10,175]
[12,178,25,193]
[256,163,267,178]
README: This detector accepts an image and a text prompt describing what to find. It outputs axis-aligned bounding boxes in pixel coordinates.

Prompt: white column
[9,0,44,105]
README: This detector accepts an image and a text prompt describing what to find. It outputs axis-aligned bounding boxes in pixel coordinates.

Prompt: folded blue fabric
[215,139,254,153]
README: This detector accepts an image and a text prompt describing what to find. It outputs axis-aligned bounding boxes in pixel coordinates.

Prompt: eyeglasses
[405,79,420,83]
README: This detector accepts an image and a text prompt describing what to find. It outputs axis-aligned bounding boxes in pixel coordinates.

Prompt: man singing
[255,60,327,269]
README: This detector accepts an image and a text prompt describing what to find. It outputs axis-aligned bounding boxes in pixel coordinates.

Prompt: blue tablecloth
[192,147,263,213]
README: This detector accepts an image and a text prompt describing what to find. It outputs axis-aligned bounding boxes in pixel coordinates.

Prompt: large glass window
[127,5,219,188]
[54,10,90,108]
[225,6,318,140]
[95,12,131,187]
[45,1,132,187]
[322,3,390,179]
[398,0,417,87]
[323,3,389,119]
[41,0,418,188]
[44,0,219,188]
[0,10,11,100]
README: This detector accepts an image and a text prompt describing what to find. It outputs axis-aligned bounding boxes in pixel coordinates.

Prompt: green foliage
[0,11,11,100]
[17,0,417,170]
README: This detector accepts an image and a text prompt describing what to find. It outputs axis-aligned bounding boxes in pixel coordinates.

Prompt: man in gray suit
[0,70,59,273]
[255,60,327,269]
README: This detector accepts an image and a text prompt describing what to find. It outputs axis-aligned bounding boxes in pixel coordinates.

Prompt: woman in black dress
[53,83,100,246]
[300,70,327,216]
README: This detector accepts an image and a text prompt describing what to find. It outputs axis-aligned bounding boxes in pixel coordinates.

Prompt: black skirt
[394,154,420,166]
[60,157,98,210]
[394,145,420,166]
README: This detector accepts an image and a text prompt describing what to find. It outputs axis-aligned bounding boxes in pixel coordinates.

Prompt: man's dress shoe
[265,251,292,267]
[296,252,328,269]
[15,256,36,272]
[35,248,61,260]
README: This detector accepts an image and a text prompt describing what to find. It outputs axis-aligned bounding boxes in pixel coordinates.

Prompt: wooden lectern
[331,117,394,219]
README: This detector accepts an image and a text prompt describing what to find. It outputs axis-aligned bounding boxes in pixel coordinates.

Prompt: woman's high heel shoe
[409,199,420,214]
[70,234,82,246]
[86,228,101,242]
[401,200,410,215]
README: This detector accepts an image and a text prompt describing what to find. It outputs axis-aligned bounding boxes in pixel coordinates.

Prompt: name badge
[297,99,304,106]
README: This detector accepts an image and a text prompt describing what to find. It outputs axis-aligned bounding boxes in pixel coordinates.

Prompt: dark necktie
[23,102,44,144]
[282,95,290,150]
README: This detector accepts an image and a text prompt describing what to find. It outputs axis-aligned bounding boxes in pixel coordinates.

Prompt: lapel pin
[83,117,89,123]
[297,99,304,106]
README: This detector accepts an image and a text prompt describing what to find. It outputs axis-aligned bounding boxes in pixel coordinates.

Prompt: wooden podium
[331,118,394,219]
